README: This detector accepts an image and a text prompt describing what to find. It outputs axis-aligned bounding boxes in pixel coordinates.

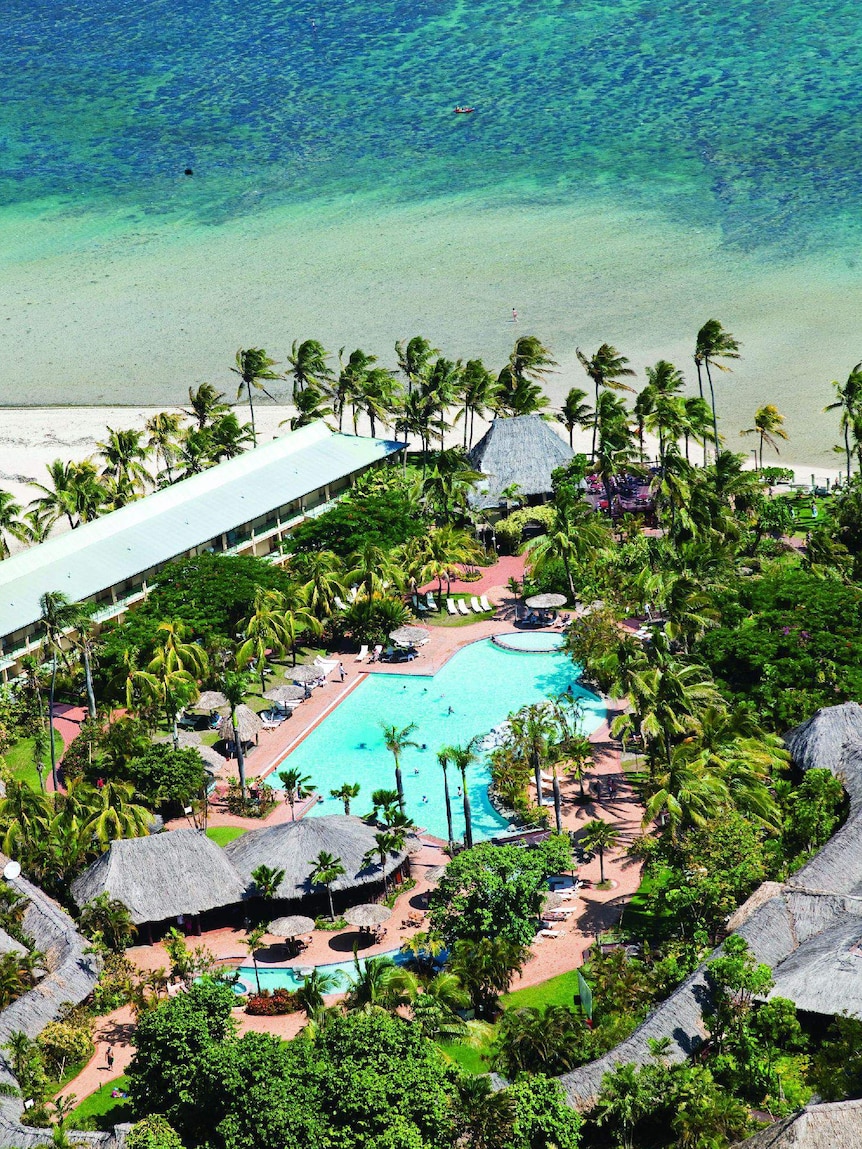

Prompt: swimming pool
[234,948,408,993]
[266,639,604,841]
[492,631,567,653]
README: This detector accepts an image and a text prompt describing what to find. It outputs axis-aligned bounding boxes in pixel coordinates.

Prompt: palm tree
[361,829,404,896]
[459,359,499,447]
[381,722,419,812]
[329,783,360,815]
[30,459,97,531]
[243,924,267,994]
[184,382,229,430]
[296,967,341,1019]
[436,748,456,853]
[395,335,438,396]
[344,952,417,1014]
[681,395,716,463]
[0,491,24,559]
[145,412,182,484]
[643,360,685,464]
[290,550,346,619]
[496,336,556,416]
[449,937,528,1019]
[741,403,789,469]
[355,366,399,437]
[449,740,479,849]
[576,343,636,458]
[278,767,313,820]
[146,620,208,747]
[579,819,620,883]
[511,704,556,810]
[39,591,84,790]
[222,671,251,800]
[556,386,592,448]
[286,338,332,396]
[825,364,862,479]
[207,412,254,460]
[285,384,334,430]
[250,863,285,899]
[79,779,151,849]
[97,427,152,502]
[640,747,730,838]
[309,850,345,920]
[694,319,741,457]
[238,588,292,690]
[231,348,280,446]
[333,347,374,433]
[522,495,611,601]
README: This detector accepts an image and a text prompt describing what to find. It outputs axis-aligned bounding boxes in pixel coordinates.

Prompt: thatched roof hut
[0,929,26,958]
[467,414,574,509]
[225,814,415,900]
[71,829,247,926]
[731,1098,862,1147]
[218,704,263,744]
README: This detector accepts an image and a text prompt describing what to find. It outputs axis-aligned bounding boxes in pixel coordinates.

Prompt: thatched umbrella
[290,665,323,684]
[525,592,567,610]
[194,690,229,711]
[389,625,430,647]
[263,684,307,703]
[218,704,263,744]
[268,915,315,939]
[195,744,228,774]
[154,729,201,747]
[344,903,392,928]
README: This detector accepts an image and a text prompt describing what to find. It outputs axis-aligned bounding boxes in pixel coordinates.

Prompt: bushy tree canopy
[120,744,207,810]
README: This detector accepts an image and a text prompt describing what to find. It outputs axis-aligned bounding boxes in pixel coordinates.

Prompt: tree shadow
[326,930,376,954]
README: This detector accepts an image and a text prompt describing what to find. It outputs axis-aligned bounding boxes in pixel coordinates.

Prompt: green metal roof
[0,422,402,643]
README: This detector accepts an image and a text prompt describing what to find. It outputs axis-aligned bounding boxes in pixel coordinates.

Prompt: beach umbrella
[525,593,567,610]
[389,625,430,647]
[343,903,392,928]
[154,729,201,748]
[290,665,323,684]
[218,704,263,743]
[268,915,315,939]
[193,690,229,711]
[263,684,307,703]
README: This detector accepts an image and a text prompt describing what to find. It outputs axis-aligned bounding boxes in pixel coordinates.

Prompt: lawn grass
[619,867,675,941]
[67,1075,133,1132]
[4,731,64,790]
[424,595,494,628]
[501,968,582,1011]
[207,826,247,846]
[439,1040,490,1074]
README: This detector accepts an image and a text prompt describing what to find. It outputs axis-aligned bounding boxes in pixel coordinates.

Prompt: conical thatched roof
[784,701,862,807]
[196,744,229,774]
[263,684,307,703]
[225,815,414,900]
[731,1098,862,1147]
[218,704,263,743]
[71,829,247,926]
[467,414,574,509]
[154,729,201,747]
[344,903,391,927]
[194,690,229,710]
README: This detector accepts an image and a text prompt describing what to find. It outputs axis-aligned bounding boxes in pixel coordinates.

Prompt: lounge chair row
[446,595,493,616]
[354,644,384,662]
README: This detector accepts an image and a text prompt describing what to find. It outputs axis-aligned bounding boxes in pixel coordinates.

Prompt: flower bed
[245,988,300,1015]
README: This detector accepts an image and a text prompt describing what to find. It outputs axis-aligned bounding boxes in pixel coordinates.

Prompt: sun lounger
[479,595,492,612]
[355,645,369,662]
[538,928,565,939]
[371,644,383,661]
[426,591,437,611]
[446,598,457,615]
[470,596,483,613]
[457,599,470,616]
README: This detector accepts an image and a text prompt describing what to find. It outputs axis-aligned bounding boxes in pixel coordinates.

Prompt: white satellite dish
[2,861,21,881]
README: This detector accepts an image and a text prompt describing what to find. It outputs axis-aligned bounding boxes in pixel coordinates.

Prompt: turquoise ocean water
[2,1,862,442]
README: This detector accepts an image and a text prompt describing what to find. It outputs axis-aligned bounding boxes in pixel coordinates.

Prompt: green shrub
[126,1115,184,1149]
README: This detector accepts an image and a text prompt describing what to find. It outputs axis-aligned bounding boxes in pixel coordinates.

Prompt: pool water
[235,948,407,993]
[266,639,603,841]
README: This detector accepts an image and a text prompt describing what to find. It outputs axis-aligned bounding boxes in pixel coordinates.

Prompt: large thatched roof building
[225,814,415,899]
[467,415,574,510]
[558,702,862,1110]
[731,1098,862,1147]
[71,829,247,929]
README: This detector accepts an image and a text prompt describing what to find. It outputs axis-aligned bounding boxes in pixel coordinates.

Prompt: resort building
[467,414,575,512]
[0,422,403,681]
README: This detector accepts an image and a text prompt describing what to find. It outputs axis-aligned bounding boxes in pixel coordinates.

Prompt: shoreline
[0,404,843,521]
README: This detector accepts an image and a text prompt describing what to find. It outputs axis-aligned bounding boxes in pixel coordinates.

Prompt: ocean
[1,0,860,460]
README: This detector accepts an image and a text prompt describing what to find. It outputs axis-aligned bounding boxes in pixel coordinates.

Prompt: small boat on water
[454,106,474,114]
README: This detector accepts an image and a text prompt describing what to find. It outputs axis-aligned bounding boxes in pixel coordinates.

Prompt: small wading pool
[267,638,604,842]
[491,631,567,653]
[234,948,408,993]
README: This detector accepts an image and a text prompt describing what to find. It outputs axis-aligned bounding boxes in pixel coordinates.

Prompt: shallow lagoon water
[2,1,861,455]
[266,638,604,842]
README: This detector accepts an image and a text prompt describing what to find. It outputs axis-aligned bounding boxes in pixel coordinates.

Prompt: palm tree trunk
[82,645,97,720]
[48,664,58,791]
[395,759,405,812]
[562,556,576,602]
[533,751,544,807]
[552,769,562,834]
[442,765,454,853]
[233,708,247,800]
[598,845,605,883]
[461,766,473,849]
[247,387,257,447]
[252,954,261,994]
[591,382,600,459]
[328,886,335,921]
[705,362,719,461]
[845,422,852,479]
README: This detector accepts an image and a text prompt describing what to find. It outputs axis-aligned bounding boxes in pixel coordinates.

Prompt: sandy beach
[0,402,841,543]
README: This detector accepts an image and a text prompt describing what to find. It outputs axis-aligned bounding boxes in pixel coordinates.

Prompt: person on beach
[512,307,518,321]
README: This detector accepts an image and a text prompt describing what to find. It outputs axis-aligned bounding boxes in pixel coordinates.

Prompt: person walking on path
[338,662,345,682]
[105,1046,114,1072]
